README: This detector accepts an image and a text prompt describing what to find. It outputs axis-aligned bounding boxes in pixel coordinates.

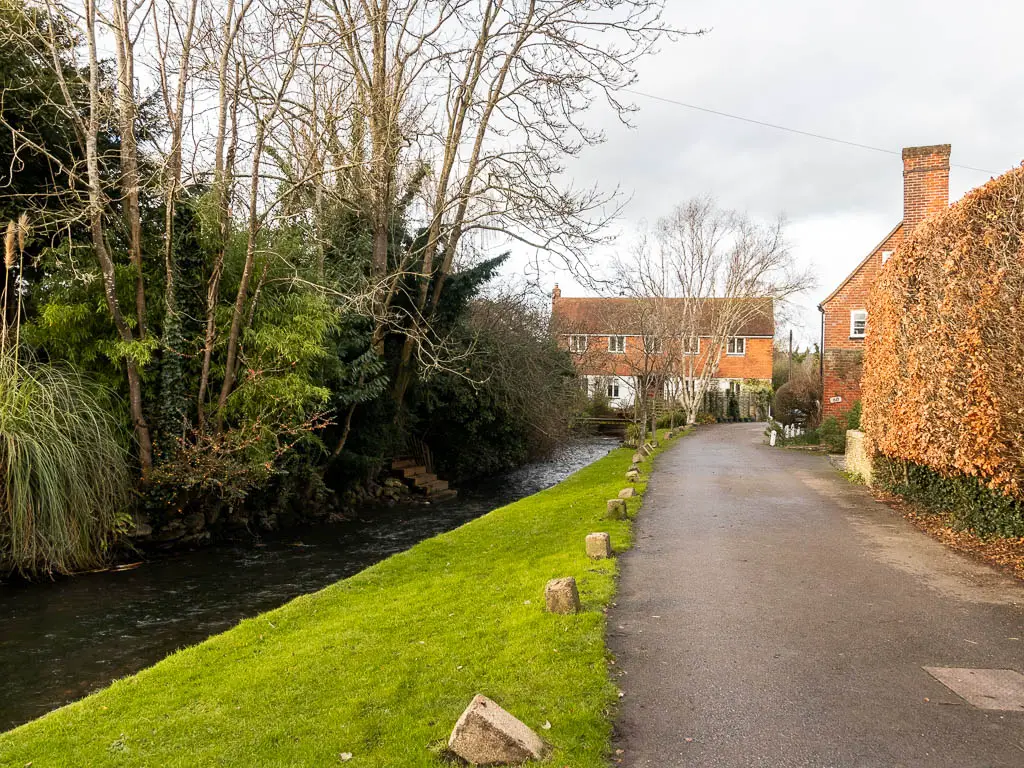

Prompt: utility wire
[622,88,1000,176]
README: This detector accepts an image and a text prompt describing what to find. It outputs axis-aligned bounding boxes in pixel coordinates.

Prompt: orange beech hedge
[863,165,1024,500]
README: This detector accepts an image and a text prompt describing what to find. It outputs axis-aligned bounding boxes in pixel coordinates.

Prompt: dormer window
[850,310,867,338]
[608,335,625,353]
[568,335,588,353]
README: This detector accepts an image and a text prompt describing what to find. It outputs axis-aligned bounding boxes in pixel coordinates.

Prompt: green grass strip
[0,432,681,767]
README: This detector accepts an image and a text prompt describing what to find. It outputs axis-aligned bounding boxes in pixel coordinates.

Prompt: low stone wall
[845,430,875,485]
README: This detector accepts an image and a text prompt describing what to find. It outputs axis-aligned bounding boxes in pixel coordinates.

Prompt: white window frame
[643,335,663,354]
[850,309,867,339]
[682,336,700,355]
[606,380,620,399]
[568,334,588,353]
[726,337,746,356]
[608,335,625,353]
[881,250,893,265]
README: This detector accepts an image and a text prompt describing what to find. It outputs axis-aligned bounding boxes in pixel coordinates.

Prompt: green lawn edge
[0,430,686,768]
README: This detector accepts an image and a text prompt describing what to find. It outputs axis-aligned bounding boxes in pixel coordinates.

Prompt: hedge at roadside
[863,164,1024,524]
[874,457,1024,538]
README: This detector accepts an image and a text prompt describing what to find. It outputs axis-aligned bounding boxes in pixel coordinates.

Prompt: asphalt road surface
[610,423,1024,767]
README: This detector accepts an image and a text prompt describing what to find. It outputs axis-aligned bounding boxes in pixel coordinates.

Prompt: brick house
[550,291,774,409]
[818,144,951,420]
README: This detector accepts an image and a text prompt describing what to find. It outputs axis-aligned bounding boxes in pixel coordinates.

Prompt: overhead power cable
[622,88,1000,176]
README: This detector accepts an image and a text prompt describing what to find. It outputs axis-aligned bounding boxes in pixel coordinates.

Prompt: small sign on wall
[829,396,843,404]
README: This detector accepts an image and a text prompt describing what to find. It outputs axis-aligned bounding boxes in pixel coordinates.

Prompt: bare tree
[8,0,160,471]
[214,0,314,420]
[314,0,687,406]
[617,197,811,425]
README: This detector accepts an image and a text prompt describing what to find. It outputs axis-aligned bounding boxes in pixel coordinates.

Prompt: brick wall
[820,225,902,419]
[717,337,773,380]
[903,144,951,232]
[820,143,951,421]
[560,334,773,382]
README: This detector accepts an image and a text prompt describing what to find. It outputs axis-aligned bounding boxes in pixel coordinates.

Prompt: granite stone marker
[448,694,547,765]
[585,532,612,559]
[544,577,581,614]
[606,498,627,519]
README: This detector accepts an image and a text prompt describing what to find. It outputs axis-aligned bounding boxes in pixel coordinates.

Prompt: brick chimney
[902,144,950,232]
[552,283,561,301]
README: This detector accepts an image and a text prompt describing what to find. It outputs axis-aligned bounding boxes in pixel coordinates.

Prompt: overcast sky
[508,0,1023,345]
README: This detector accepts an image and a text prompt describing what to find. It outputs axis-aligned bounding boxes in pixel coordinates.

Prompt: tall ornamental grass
[0,356,132,577]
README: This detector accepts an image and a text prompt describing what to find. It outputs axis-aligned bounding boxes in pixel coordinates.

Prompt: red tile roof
[551,296,775,337]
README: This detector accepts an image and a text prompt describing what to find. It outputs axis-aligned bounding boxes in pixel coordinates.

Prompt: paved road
[610,423,1024,767]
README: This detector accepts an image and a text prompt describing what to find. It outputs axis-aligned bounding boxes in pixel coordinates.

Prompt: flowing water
[0,438,617,731]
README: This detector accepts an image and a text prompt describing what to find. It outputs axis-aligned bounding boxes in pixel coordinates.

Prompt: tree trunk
[216,122,266,420]
[85,0,152,474]
[197,7,238,429]
[112,0,147,337]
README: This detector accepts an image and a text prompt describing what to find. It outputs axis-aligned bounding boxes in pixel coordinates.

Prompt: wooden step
[422,479,449,493]
[391,458,417,470]
[410,472,437,488]
[430,489,458,502]
[399,465,427,479]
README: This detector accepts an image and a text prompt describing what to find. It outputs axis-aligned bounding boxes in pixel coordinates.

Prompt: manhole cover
[924,667,1024,712]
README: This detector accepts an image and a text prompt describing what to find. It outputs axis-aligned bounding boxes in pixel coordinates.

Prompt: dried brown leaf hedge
[863,165,1024,500]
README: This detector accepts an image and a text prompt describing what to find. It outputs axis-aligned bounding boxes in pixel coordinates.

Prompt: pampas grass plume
[4,221,15,269]
[17,212,29,255]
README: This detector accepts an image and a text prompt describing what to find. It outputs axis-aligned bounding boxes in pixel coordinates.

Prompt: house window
[643,336,663,354]
[728,380,741,395]
[682,336,700,355]
[850,310,867,338]
[606,380,620,398]
[608,335,625,353]
[568,335,587,353]
[881,250,893,265]
[727,337,745,356]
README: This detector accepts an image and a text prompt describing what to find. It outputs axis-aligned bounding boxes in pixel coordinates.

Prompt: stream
[0,438,617,731]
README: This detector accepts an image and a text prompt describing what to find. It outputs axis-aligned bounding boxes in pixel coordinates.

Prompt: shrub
[875,457,1024,538]
[846,400,862,431]
[0,357,132,577]
[817,417,846,454]
[864,165,1024,503]
[656,410,686,429]
[773,379,820,426]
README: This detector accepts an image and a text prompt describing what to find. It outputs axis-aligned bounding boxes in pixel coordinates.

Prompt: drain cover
[924,667,1024,711]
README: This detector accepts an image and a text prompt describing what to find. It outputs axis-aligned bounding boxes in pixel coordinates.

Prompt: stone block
[632,452,644,464]
[618,487,636,499]
[585,532,612,559]
[606,498,627,519]
[448,694,547,765]
[544,577,581,614]
[845,429,875,485]
[625,470,640,483]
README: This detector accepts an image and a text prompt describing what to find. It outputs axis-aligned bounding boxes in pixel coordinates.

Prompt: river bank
[0,432,676,766]
[0,438,616,731]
